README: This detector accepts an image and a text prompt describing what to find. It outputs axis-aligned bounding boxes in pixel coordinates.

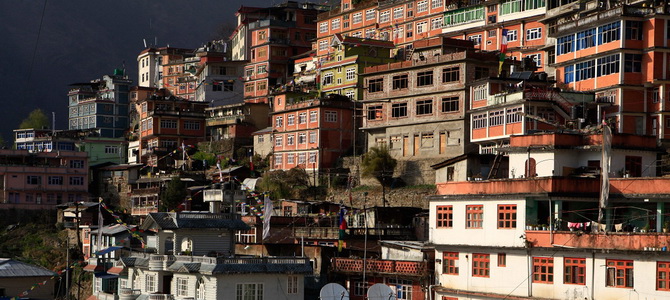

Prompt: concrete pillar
[657,202,665,232]
[553,200,563,230]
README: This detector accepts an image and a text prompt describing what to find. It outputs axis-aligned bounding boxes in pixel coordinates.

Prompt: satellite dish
[367,283,396,300]
[320,283,349,300]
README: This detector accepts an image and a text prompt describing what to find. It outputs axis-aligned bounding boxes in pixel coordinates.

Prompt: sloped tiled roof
[0,259,56,277]
[169,262,202,273]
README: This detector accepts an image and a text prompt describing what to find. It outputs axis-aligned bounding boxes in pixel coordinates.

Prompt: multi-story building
[137,47,194,91]
[319,34,396,100]
[86,209,312,300]
[545,0,670,144]
[14,128,76,153]
[428,131,670,299]
[68,70,131,138]
[0,149,88,209]
[241,1,325,104]
[205,102,269,152]
[193,46,245,106]
[270,93,357,173]
[133,89,208,168]
[315,0,381,57]
[361,37,507,184]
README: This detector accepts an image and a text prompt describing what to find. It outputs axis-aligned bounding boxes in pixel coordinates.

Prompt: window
[274,154,283,165]
[441,97,459,113]
[387,278,412,300]
[257,65,267,74]
[353,282,368,296]
[598,22,621,45]
[416,21,428,34]
[442,66,460,83]
[257,31,266,40]
[497,204,517,228]
[287,153,294,164]
[557,35,574,55]
[565,257,586,285]
[309,111,317,123]
[309,152,317,163]
[177,278,189,296]
[475,67,489,79]
[236,283,263,300]
[472,113,487,129]
[196,278,206,300]
[70,176,84,186]
[346,91,355,99]
[533,257,554,283]
[472,254,490,277]
[406,23,413,38]
[245,83,254,93]
[379,10,390,23]
[146,274,156,293]
[597,54,620,76]
[325,111,337,122]
[466,205,483,228]
[275,116,283,127]
[184,121,200,130]
[298,152,306,164]
[275,135,283,147]
[298,113,307,124]
[393,7,403,19]
[48,176,63,185]
[298,133,307,144]
[507,107,523,123]
[287,135,295,145]
[624,54,642,73]
[331,18,340,30]
[625,21,643,40]
[416,100,433,115]
[323,73,333,85]
[367,105,383,120]
[431,18,443,30]
[391,103,408,118]
[576,28,596,50]
[443,252,459,274]
[393,74,408,90]
[507,29,518,41]
[353,12,362,24]
[527,53,542,68]
[70,160,84,168]
[431,0,443,9]
[576,60,595,81]
[436,205,453,228]
[26,176,41,185]
[287,275,298,294]
[501,0,522,14]
[417,71,434,87]
[658,261,670,290]
[606,260,633,288]
[468,34,482,45]
[318,40,328,51]
[498,253,506,267]
[564,65,575,84]
[417,0,428,12]
[161,119,177,129]
[526,27,542,40]
[444,6,484,26]
[309,131,317,143]
[287,114,295,126]
[366,9,376,21]
[104,145,120,154]
[368,78,384,93]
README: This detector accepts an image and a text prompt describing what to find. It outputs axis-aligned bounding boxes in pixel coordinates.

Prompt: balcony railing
[131,206,158,216]
[526,230,670,251]
[331,257,428,277]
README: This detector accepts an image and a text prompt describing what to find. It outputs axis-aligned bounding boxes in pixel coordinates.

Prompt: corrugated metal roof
[0,259,56,277]
[90,224,134,235]
[144,212,249,230]
[210,263,312,274]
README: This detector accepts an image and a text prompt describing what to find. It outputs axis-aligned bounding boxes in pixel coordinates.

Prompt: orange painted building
[270,92,356,172]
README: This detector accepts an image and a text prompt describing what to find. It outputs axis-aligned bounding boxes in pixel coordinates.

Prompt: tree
[19,109,50,129]
[361,146,397,184]
[160,177,187,212]
[258,167,311,200]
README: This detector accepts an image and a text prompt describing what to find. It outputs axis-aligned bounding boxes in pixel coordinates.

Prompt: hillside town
[3,0,670,299]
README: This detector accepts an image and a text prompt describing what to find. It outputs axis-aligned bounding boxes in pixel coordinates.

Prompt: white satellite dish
[367,283,396,300]
[320,283,349,300]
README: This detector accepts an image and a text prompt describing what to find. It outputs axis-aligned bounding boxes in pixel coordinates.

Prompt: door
[413,135,420,156]
[403,136,409,157]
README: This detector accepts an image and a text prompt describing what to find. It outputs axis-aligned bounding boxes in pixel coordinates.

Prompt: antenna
[319,283,349,300]
[52,112,55,136]
[367,284,396,300]
[143,38,147,48]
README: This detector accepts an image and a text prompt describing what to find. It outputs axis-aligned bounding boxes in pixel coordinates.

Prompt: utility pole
[362,191,368,286]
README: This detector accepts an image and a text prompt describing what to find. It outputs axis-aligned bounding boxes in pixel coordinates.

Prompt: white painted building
[86,211,312,300]
[428,132,670,299]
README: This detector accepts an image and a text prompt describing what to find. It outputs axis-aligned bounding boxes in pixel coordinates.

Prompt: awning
[95,246,123,256]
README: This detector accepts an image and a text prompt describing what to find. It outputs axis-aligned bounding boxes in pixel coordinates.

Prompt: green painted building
[319,34,397,100]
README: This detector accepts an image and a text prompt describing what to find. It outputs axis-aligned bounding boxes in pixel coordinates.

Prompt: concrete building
[0,258,56,300]
[270,93,357,173]
[0,149,88,209]
[68,70,131,138]
[428,131,670,299]
[361,37,507,185]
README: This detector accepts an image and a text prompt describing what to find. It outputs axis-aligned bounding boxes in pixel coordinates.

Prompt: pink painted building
[0,149,89,209]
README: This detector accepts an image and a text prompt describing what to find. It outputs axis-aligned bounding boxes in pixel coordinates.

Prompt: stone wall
[325,185,435,209]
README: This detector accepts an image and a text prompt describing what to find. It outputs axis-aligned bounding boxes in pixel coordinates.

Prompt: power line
[24,0,49,107]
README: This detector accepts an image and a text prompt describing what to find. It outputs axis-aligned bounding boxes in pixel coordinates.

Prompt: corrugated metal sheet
[0,259,56,277]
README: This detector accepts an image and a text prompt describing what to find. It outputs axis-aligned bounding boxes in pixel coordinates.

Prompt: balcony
[147,294,173,300]
[331,257,428,277]
[206,114,247,126]
[526,230,670,251]
[131,206,158,216]
[148,254,176,271]
[119,289,141,300]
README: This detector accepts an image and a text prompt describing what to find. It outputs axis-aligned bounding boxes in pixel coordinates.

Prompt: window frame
[436,205,453,228]
[564,257,586,285]
[533,257,554,284]
[465,205,483,228]
[443,252,459,275]
[497,204,517,229]
[472,253,490,277]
